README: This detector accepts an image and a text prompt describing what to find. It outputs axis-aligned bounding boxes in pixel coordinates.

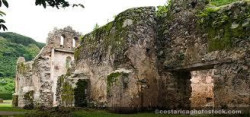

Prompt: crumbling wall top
[17,57,26,63]
[46,26,81,49]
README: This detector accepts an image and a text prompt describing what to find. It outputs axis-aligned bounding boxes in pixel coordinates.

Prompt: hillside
[0,32,44,49]
[0,32,45,99]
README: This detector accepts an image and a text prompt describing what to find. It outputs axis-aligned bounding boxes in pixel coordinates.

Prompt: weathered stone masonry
[14,27,80,107]
[14,0,249,112]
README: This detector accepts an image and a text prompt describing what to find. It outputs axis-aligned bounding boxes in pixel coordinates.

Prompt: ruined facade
[14,0,249,112]
[13,27,80,107]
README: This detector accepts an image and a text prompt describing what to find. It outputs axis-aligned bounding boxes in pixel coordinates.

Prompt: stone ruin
[13,26,80,107]
[14,0,249,113]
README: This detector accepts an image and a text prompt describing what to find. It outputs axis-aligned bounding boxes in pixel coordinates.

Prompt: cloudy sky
[1,0,166,43]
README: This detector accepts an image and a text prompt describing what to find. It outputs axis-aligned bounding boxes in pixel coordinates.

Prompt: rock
[231,22,239,29]
[242,18,250,27]
[122,19,133,28]
[174,7,181,13]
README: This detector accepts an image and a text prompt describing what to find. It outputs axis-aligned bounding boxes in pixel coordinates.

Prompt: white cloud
[1,0,166,43]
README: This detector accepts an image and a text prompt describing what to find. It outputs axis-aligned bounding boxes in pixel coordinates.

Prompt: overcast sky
[0,0,166,43]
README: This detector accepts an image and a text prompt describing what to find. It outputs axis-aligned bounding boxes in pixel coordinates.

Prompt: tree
[0,0,84,31]
[0,0,8,31]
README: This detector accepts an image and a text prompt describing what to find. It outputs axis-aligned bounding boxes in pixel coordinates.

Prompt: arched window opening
[60,35,65,47]
[73,37,78,48]
[66,56,72,69]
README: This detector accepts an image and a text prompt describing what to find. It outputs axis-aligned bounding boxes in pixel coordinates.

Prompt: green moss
[197,2,250,51]
[74,80,88,107]
[107,72,121,86]
[78,7,156,62]
[74,46,82,61]
[12,95,18,107]
[82,18,128,57]
[210,0,238,6]
[61,81,74,107]
[17,62,29,74]
[56,75,65,104]
[106,72,129,95]
[107,72,121,95]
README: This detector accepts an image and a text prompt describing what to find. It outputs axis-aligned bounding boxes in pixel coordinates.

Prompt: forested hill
[0,32,45,78]
[0,32,45,99]
[0,32,44,49]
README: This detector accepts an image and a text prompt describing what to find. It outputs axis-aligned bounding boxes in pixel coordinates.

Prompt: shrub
[0,93,12,100]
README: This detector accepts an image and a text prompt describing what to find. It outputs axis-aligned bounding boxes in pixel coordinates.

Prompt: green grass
[0,100,32,116]
[0,107,248,117]
[0,107,30,112]
[0,100,26,112]
[0,100,12,107]
[72,109,211,117]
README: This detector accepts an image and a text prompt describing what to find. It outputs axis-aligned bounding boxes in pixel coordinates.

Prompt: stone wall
[14,57,34,107]
[51,49,74,106]
[14,27,80,108]
[190,70,214,108]
[72,0,250,110]
[73,7,159,111]
[159,0,250,109]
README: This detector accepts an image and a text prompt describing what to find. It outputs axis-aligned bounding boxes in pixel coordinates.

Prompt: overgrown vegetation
[56,75,65,105]
[17,62,30,74]
[107,72,129,95]
[197,1,250,51]
[61,81,74,107]
[93,23,100,31]
[210,0,239,6]
[74,80,88,107]
[107,72,121,94]
[79,7,155,63]
[156,0,172,17]
[82,20,126,55]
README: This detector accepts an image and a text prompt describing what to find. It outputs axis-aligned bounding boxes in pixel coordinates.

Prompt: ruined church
[13,27,81,107]
[14,0,249,112]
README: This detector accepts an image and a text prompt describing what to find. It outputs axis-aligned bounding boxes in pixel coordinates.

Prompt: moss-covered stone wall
[158,0,250,109]
[74,7,159,111]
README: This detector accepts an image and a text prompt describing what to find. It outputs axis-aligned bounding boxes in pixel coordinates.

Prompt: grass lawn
[0,102,248,117]
[0,100,12,107]
[72,110,194,117]
[72,109,231,117]
[0,100,31,112]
